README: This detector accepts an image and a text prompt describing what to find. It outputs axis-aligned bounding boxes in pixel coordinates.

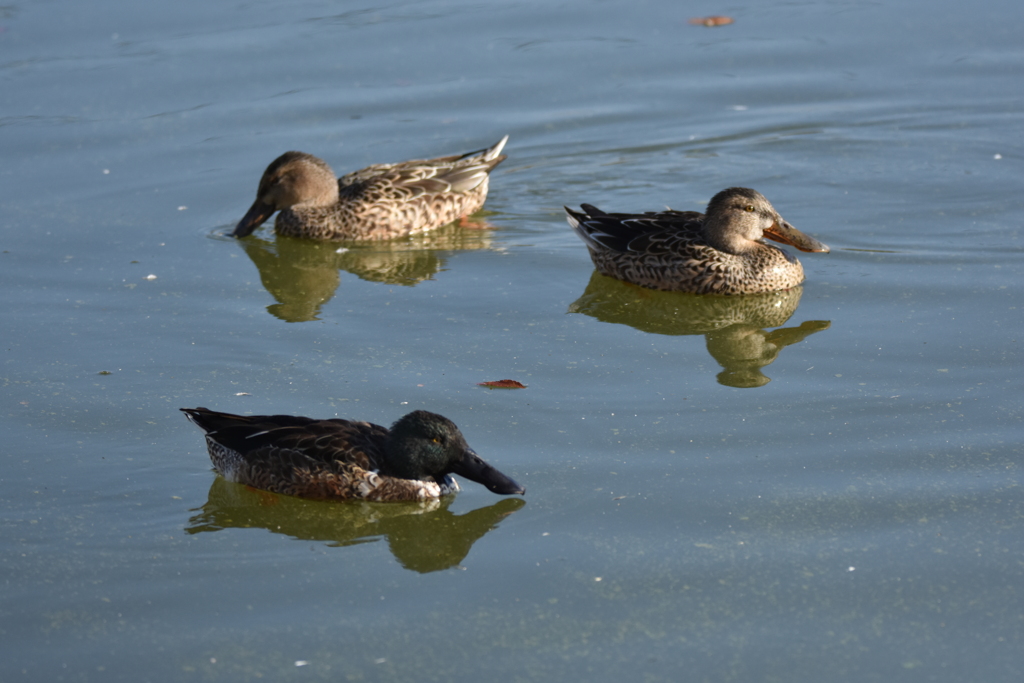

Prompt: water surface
[2,0,1023,681]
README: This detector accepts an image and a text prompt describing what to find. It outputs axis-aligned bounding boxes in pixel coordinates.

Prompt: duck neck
[703,217,755,255]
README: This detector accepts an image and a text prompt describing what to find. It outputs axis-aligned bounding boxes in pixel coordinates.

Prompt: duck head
[703,187,829,256]
[384,410,525,495]
[233,152,340,237]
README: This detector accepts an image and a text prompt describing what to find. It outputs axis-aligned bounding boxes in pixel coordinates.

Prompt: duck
[181,407,525,502]
[564,187,829,295]
[232,136,509,240]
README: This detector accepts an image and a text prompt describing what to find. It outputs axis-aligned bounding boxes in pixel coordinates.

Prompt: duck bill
[451,448,525,495]
[764,220,830,253]
[232,200,275,238]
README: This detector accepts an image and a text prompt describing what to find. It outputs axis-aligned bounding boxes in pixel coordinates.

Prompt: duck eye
[432,437,443,444]
[744,204,755,212]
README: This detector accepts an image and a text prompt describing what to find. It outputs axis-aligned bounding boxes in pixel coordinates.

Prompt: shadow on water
[236,221,496,322]
[568,272,830,388]
[186,478,525,573]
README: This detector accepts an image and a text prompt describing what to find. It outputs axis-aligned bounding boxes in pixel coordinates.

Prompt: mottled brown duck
[565,187,829,294]
[181,408,524,502]
[233,135,508,240]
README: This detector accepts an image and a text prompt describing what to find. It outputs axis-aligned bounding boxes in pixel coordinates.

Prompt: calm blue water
[2,0,1023,681]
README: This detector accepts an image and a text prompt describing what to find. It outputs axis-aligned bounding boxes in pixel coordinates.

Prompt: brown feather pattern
[181,408,461,501]
[235,136,509,241]
[180,405,524,501]
[565,188,829,295]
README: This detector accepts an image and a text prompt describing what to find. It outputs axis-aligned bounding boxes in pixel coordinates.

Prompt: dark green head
[384,410,525,496]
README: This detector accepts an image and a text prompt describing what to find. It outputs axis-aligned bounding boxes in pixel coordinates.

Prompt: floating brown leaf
[477,379,527,389]
[688,16,734,27]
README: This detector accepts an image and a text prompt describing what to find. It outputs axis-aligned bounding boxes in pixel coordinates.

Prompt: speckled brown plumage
[181,407,524,502]
[565,187,829,295]
[233,136,508,241]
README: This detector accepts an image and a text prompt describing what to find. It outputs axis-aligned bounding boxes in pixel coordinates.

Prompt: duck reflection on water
[568,272,830,388]
[186,478,525,573]
[235,222,495,322]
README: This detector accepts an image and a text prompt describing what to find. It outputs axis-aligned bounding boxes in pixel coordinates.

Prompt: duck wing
[339,136,509,200]
[565,204,704,254]
[181,407,386,470]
